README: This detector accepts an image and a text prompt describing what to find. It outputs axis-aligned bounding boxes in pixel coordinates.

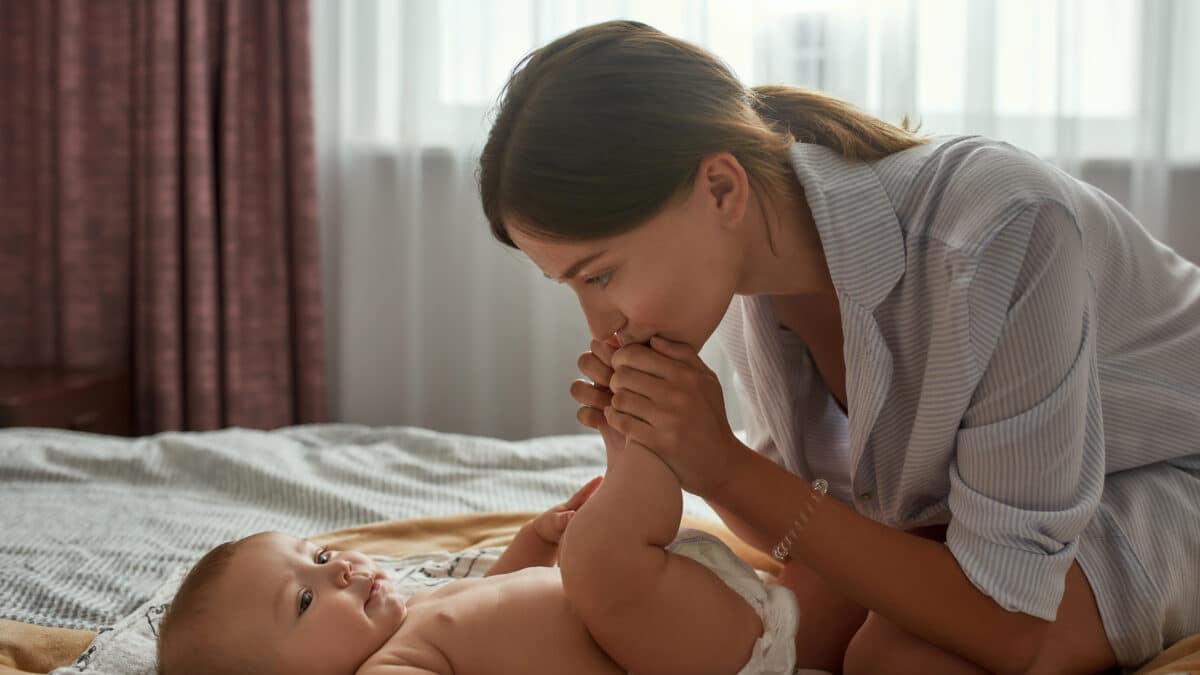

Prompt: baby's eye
[315,547,331,564]
[299,589,313,614]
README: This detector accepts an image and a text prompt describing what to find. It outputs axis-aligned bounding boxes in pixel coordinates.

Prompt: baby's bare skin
[355,567,622,675]
[176,441,763,675]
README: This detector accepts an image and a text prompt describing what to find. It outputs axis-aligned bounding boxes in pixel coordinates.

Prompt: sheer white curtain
[312,0,1200,439]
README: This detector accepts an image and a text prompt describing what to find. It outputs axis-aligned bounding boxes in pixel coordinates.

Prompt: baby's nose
[334,559,355,586]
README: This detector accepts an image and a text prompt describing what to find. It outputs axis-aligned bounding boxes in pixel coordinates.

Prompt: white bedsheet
[0,423,716,630]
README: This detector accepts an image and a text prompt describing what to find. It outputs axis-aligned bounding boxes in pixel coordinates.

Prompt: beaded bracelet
[770,478,829,562]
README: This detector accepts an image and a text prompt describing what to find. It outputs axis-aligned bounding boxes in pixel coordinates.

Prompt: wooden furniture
[0,368,133,436]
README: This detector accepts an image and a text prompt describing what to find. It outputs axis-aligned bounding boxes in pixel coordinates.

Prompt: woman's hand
[603,335,746,498]
[530,475,604,544]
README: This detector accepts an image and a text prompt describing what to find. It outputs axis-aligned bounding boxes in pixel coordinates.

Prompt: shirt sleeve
[946,199,1106,621]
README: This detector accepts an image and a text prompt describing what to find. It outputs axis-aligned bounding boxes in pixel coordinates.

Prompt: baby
[156,432,799,675]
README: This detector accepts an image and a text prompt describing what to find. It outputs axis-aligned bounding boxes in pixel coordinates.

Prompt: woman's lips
[608,331,650,348]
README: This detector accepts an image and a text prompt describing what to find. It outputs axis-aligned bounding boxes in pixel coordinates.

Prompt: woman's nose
[580,298,624,341]
[585,313,626,345]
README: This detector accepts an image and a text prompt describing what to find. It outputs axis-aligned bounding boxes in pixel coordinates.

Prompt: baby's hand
[531,476,604,544]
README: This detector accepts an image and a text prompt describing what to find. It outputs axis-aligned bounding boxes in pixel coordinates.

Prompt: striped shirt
[718,135,1200,621]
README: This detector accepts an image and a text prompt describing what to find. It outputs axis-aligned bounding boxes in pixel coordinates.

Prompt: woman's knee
[778,563,868,671]
[843,612,991,675]
[843,613,908,675]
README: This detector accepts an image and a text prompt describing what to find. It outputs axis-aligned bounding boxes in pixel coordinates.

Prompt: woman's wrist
[701,441,834,559]
[701,437,755,503]
[770,478,829,562]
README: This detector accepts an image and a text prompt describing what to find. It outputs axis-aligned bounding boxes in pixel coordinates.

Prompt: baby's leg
[558,442,762,675]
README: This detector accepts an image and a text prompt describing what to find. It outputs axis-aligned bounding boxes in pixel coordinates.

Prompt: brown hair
[157,538,271,675]
[478,20,927,247]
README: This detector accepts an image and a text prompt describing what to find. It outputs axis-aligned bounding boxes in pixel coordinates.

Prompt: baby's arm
[558,438,762,675]
[486,476,603,576]
[485,520,559,576]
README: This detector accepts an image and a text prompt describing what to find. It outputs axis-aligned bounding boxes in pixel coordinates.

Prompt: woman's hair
[478,20,927,247]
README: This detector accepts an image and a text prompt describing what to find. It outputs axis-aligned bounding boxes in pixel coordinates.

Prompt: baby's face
[210,532,406,674]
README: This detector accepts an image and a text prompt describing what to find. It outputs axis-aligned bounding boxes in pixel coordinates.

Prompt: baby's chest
[404,573,623,675]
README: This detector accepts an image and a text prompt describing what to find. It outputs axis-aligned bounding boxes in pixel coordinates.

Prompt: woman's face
[507,155,752,350]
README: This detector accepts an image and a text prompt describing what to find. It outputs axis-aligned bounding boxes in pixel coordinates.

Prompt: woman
[477,20,1200,675]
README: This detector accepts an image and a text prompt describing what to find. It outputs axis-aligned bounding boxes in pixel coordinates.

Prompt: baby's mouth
[362,569,391,607]
[365,577,381,608]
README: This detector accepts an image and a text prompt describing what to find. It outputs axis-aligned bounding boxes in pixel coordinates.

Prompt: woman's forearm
[704,497,775,552]
[707,443,1048,675]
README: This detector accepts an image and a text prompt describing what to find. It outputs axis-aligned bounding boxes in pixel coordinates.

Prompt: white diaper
[662,528,801,675]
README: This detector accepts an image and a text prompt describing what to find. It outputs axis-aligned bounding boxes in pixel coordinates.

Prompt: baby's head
[157,532,406,675]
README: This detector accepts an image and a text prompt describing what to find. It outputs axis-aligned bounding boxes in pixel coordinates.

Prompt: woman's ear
[694,152,749,229]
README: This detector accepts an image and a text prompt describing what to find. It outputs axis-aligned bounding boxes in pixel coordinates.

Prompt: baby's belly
[411,567,624,675]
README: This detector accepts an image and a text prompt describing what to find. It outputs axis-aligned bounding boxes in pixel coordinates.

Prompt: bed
[1,425,1196,674]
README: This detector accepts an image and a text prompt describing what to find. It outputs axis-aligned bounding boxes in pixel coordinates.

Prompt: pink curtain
[0,0,327,432]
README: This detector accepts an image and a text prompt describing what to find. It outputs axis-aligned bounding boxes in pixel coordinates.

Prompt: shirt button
[859,492,873,501]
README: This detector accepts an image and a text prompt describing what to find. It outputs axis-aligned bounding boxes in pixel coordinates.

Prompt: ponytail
[750,85,926,161]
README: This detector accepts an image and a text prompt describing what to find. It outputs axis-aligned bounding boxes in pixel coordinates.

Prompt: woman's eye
[299,590,313,614]
[316,548,331,564]
[584,270,612,287]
